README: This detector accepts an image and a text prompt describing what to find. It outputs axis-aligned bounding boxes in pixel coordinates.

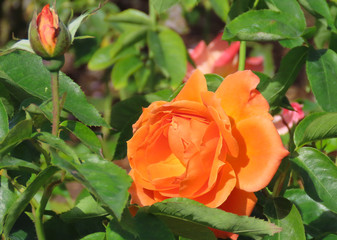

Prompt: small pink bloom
[185,34,263,81]
[274,102,305,135]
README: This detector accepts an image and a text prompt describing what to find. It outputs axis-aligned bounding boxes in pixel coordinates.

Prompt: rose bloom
[185,34,264,80]
[128,70,288,239]
[273,102,305,135]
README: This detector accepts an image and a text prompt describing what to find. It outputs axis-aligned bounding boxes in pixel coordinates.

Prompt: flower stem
[35,179,62,240]
[51,71,60,137]
[238,41,246,71]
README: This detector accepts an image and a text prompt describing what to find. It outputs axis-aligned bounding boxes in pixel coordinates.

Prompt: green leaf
[148,198,281,239]
[110,96,148,132]
[285,188,337,238]
[5,39,34,53]
[291,147,337,213]
[88,27,147,71]
[152,211,216,240]
[306,48,337,112]
[150,0,179,13]
[223,9,305,41]
[323,234,337,240]
[264,0,306,30]
[109,96,148,159]
[88,43,138,71]
[305,0,335,29]
[264,197,306,240]
[0,120,32,157]
[68,12,91,42]
[111,56,143,90]
[294,112,337,148]
[147,29,187,88]
[210,0,230,22]
[279,37,304,48]
[134,211,176,240]
[2,166,59,238]
[61,195,107,223]
[60,120,102,155]
[106,220,137,240]
[0,99,9,141]
[259,46,308,108]
[145,89,173,103]
[0,175,18,235]
[33,132,79,164]
[204,74,223,92]
[51,152,132,220]
[107,9,151,25]
[80,232,105,240]
[0,50,108,127]
[0,155,40,173]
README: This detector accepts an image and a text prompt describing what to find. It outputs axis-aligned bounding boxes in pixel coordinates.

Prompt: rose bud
[29,4,71,59]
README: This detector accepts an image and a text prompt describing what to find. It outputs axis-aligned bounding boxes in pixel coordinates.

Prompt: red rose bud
[29,4,71,59]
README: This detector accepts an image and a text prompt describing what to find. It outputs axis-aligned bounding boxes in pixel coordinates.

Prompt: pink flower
[185,34,263,80]
[273,102,305,135]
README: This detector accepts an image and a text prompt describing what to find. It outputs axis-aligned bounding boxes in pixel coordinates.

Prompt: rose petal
[175,69,208,103]
[227,116,289,192]
[215,71,272,123]
[129,170,156,206]
[201,91,239,157]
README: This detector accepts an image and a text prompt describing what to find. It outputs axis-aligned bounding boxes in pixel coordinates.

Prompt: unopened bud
[29,4,71,59]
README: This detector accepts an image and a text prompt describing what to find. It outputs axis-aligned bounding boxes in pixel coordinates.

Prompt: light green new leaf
[150,0,179,13]
[306,48,337,112]
[0,99,9,141]
[60,120,102,155]
[210,0,230,22]
[0,50,108,127]
[294,112,337,148]
[111,56,143,90]
[264,197,306,240]
[80,232,105,240]
[88,28,146,71]
[107,9,151,25]
[0,155,40,173]
[291,147,337,213]
[61,195,107,223]
[148,29,187,88]
[149,198,281,239]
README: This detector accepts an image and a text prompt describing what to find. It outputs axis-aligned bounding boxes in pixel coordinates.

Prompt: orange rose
[128,70,288,238]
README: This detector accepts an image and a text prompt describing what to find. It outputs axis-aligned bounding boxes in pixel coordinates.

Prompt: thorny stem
[238,41,246,71]
[35,179,62,240]
[51,71,60,137]
[272,161,290,197]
